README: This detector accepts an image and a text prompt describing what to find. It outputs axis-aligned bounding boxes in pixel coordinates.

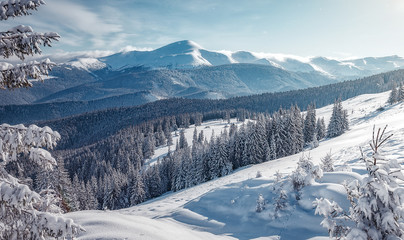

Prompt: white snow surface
[67,57,107,71]
[67,90,404,239]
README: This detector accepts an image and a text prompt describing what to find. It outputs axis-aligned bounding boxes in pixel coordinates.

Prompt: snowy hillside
[67,90,404,239]
[99,40,404,80]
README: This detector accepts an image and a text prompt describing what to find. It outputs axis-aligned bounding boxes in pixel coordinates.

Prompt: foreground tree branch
[0,58,55,89]
[0,25,60,60]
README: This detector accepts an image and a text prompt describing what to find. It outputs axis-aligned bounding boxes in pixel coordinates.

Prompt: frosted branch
[0,123,60,167]
[0,58,55,89]
[0,25,60,60]
[0,0,45,20]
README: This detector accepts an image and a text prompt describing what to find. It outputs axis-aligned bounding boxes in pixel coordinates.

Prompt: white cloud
[119,45,154,53]
[39,0,123,48]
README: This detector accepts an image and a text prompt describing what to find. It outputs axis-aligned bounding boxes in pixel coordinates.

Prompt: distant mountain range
[98,40,404,79]
[1,40,404,108]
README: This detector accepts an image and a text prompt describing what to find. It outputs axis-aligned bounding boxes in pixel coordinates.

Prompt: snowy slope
[98,40,404,80]
[67,90,404,239]
[67,57,107,71]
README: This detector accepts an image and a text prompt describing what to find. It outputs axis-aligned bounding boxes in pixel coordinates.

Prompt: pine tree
[102,174,121,210]
[292,105,305,153]
[269,134,277,160]
[178,130,188,149]
[388,82,398,104]
[129,172,146,206]
[192,127,198,144]
[256,194,266,213]
[327,99,349,138]
[273,189,288,218]
[398,82,404,102]
[167,130,173,146]
[143,133,155,159]
[304,103,317,144]
[316,117,326,140]
[320,151,334,172]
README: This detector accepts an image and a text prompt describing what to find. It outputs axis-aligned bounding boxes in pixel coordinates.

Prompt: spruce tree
[304,103,317,144]
[398,82,404,102]
[178,130,188,149]
[327,99,349,138]
[129,172,146,206]
[388,82,398,104]
[316,117,326,140]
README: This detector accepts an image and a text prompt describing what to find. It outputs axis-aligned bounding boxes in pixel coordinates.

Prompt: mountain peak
[154,40,203,54]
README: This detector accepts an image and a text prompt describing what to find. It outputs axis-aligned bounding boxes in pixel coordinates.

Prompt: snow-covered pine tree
[256,194,266,213]
[192,127,198,144]
[398,82,404,102]
[310,132,319,149]
[315,126,404,239]
[320,151,334,172]
[316,117,326,140]
[388,82,398,104]
[327,98,349,138]
[142,133,155,158]
[291,105,304,153]
[166,130,173,146]
[178,129,188,149]
[129,171,146,206]
[269,134,277,160]
[291,154,322,192]
[197,130,204,143]
[303,103,316,144]
[273,189,288,218]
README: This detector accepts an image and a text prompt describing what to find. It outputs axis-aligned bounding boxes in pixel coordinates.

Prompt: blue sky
[5,0,404,58]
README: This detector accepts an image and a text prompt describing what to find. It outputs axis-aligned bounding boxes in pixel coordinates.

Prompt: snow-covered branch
[0,25,59,60]
[0,58,55,89]
[0,0,45,20]
[0,174,83,239]
[0,123,60,168]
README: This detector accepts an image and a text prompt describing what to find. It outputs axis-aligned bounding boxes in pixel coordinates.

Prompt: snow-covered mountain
[3,40,404,108]
[97,40,404,80]
[66,90,404,239]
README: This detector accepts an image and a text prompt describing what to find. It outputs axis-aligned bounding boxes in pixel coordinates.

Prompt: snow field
[68,90,404,239]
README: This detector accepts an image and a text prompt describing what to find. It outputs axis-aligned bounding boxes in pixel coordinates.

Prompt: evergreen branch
[0,58,55,89]
[0,0,45,20]
[0,25,60,60]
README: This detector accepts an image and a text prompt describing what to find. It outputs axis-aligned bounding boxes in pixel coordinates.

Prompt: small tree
[304,103,317,143]
[316,117,326,140]
[321,151,334,172]
[291,154,322,192]
[388,82,398,105]
[256,194,266,213]
[315,126,404,239]
[327,99,349,138]
[398,82,404,102]
[273,189,288,218]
